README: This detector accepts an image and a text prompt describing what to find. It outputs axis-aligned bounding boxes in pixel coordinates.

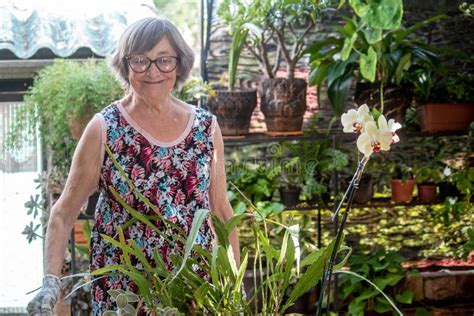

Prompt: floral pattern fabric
[90,102,215,315]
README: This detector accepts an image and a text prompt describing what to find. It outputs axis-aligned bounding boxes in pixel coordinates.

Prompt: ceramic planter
[207,89,257,136]
[417,102,474,133]
[391,179,416,203]
[259,78,307,134]
[354,83,413,122]
[417,183,438,202]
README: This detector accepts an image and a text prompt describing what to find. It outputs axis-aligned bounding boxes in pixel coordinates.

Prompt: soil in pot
[259,78,307,133]
[391,179,416,203]
[417,183,438,202]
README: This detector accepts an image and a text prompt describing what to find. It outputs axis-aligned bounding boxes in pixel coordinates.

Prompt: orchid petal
[357,132,373,157]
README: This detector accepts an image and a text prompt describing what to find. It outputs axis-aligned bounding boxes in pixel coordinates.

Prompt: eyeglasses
[126,55,179,73]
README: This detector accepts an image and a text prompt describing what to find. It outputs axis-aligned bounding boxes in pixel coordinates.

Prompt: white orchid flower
[356,116,393,158]
[387,118,402,143]
[443,166,452,177]
[341,104,373,134]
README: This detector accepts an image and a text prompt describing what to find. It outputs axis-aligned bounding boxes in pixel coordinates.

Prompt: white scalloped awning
[0,0,156,59]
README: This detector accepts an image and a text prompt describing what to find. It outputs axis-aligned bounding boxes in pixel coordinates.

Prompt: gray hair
[109,17,194,89]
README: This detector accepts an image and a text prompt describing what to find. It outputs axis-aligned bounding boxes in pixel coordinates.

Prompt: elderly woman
[27,17,239,315]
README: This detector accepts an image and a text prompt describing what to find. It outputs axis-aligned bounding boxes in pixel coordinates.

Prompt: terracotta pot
[417,102,474,133]
[259,78,307,133]
[417,183,438,202]
[279,186,301,207]
[207,89,257,136]
[67,110,95,140]
[391,179,416,203]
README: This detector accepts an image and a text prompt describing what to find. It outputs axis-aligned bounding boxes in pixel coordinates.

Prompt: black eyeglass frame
[125,55,179,74]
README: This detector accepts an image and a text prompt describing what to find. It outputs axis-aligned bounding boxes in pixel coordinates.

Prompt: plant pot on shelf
[417,102,474,133]
[391,179,416,203]
[207,89,257,136]
[279,186,301,207]
[259,78,307,134]
[347,173,374,204]
[417,182,438,202]
[354,82,414,122]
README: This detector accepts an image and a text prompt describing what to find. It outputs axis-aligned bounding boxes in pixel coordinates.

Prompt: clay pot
[391,179,416,203]
[207,89,257,136]
[417,183,438,202]
[259,78,307,133]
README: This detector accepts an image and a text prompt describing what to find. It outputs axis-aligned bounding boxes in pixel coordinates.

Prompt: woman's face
[127,36,179,101]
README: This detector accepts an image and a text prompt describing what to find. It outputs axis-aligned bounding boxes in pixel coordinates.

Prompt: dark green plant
[90,144,350,314]
[221,0,334,80]
[172,78,215,103]
[452,166,474,197]
[413,165,442,184]
[6,59,122,170]
[227,161,279,203]
[460,227,474,261]
[217,0,262,90]
[416,71,474,104]
[307,0,446,117]
[339,249,414,315]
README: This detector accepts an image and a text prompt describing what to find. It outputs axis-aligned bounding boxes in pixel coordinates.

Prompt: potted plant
[388,161,416,203]
[238,0,333,134]
[172,77,216,106]
[415,72,474,133]
[206,0,260,136]
[307,0,446,123]
[413,165,442,202]
[438,165,462,200]
[6,59,122,170]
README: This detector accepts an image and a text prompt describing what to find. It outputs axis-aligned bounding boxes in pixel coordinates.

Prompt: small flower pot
[351,174,374,204]
[417,183,438,202]
[391,179,416,203]
[417,102,474,133]
[279,187,301,207]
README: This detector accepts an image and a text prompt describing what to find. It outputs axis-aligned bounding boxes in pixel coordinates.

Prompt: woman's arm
[208,122,241,267]
[45,116,103,276]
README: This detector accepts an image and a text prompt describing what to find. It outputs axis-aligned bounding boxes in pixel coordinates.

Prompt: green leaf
[394,52,411,84]
[211,214,229,248]
[395,290,413,304]
[341,33,357,61]
[362,27,382,44]
[360,46,377,82]
[173,208,210,278]
[328,69,353,116]
[224,214,245,232]
[349,0,403,30]
[335,269,403,316]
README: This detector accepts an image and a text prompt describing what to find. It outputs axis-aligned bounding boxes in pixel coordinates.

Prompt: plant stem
[380,81,385,115]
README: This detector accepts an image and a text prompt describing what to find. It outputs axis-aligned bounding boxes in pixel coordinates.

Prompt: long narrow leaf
[173,208,209,278]
[335,270,403,316]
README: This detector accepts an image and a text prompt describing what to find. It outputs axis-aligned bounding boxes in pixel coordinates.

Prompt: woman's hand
[26,275,61,315]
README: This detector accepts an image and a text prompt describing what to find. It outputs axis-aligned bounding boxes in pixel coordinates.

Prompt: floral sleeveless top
[90,102,216,315]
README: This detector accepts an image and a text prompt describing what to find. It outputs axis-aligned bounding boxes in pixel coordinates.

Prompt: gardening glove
[26,274,61,316]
